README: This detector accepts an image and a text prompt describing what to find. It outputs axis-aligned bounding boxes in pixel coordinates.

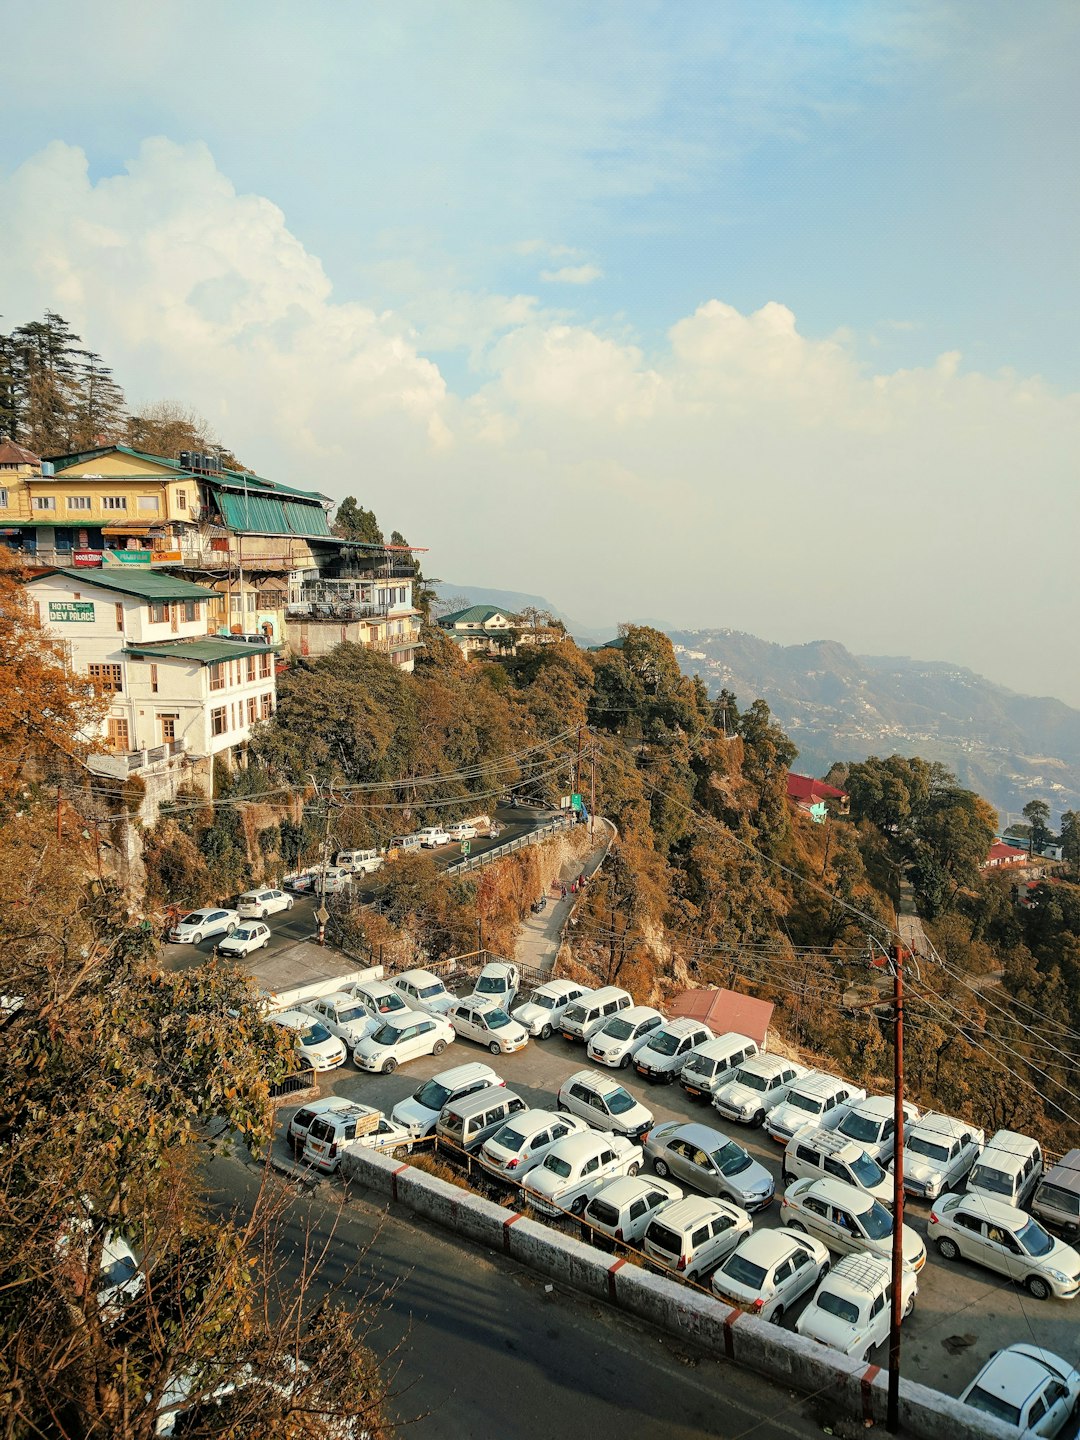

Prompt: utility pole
[310,776,333,947]
[575,724,583,799]
[56,785,63,842]
[887,941,906,1434]
[589,739,596,842]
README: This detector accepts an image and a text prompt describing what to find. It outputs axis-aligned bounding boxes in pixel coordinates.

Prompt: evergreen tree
[332,496,383,545]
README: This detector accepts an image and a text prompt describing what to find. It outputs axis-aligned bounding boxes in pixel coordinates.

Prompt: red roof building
[786,772,850,821]
[0,437,41,468]
[669,988,774,1049]
[984,841,1030,869]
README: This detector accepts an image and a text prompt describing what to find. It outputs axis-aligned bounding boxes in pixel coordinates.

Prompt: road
[210,1152,829,1440]
[281,1032,1080,1415]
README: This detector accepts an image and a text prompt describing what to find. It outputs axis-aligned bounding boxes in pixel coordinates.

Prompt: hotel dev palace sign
[49,601,95,623]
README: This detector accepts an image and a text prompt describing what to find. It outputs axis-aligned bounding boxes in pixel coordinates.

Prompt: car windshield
[964,1387,1021,1427]
[720,1253,767,1289]
[299,1022,332,1046]
[563,1004,586,1023]
[1016,1218,1055,1257]
[527,992,557,1010]
[788,1092,823,1114]
[968,1165,1014,1197]
[542,1155,573,1179]
[417,984,445,1000]
[860,1201,893,1240]
[370,993,406,1013]
[336,1004,367,1025]
[485,1009,512,1029]
[683,1056,713,1077]
[493,1126,527,1152]
[649,1031,681,1057]
[414,1080,452,1110]
[476,976,506,994]
[713,1142,752,1176]
[235,928,257,940]
[606,1088,636,1115]
[908,1136,950,1163]
[735,1069,769,1092]
[602,1017,635,1040]
[849,1152,887,1187]
[814,1291,860,1325]
[180,912,208,924]
[370,1024,402,1046]
[838,1112,880,1144]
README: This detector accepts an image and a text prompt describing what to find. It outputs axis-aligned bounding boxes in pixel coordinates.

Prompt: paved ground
[513,817,615,977]
[282,1032,1080,1415]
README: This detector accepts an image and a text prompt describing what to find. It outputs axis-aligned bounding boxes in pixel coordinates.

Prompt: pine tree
[332,496,383,545]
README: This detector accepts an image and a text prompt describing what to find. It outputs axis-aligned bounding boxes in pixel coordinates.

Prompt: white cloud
[539,264,604,285]
[2,138,1078,702]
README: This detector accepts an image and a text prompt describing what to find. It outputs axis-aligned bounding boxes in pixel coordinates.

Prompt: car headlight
[1047,1268,1070,1284]
[925,1180,940,1198]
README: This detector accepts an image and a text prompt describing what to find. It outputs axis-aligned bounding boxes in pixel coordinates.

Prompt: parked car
[282,867,320,892]
[796,1252,917,1360]
[446,996,529,1055]
[389,968,456,1016]
[928,1192,1080,1300]
[586,1006,666,1069]
[215,921,271,957]
[512,980,591,1039]
[643,1121,774,1212]
[340,980,413,1027]
[268,1010,347,1072]
[352,1013,454,1074]
[480,1108,588,1179]
[679,1033,761,1102]
[583,1175,683,1246]
[834,1095,920,1165]
[522,1131,642,1217]
[301,991,380,1050]
[303,1103,412,1173]
[447,822,477,841]
[559,987,633,1043]
[312,866,351,895]
[391,1062,503,1137]
[168,907,240,944]
[333,849,384,875]
[236,887,294,918]
[557,1069,654,1141]
[959,1345,1080,1437]
[287,1095,359,1152]
[436,1087,527,1154]
[966,1129,1043,1210]
[764,1072,866,1146]
[781,1177,926,1271]
[470,961,521,1010]
[642,1195,753,1282]
[713,1056,810,1127]
[387,834,423,854]
[892,1113,985,1201]
[713,1228,831,1322]
[633,1019,714,1083]
[781,1127,893,1204]
[416,826,451,848]
[1032,1149,1080,1239]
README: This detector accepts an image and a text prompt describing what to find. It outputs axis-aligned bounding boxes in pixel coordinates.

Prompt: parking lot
[278,1025,1080,1414]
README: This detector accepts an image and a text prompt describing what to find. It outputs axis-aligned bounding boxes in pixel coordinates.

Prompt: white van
[765,1073,866,1145]
[388,834,423,854]
[268,1009,347,1072]
[679,1033,760,1102]
[436,1088,527,1154]
[966,1130,1043,1209]
[560,987,633,1043]
[334,849,384,875]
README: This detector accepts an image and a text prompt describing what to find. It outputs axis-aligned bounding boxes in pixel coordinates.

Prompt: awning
[102,522,155,537]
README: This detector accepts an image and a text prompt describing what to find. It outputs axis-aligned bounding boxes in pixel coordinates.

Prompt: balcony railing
[87,739,189,779]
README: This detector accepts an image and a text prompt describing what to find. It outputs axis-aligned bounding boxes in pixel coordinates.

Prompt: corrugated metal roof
[27,568,218,601]
[126,638,278,664]
[216,490,332,538]
[438,605,515,627]
[669,988,774,1048]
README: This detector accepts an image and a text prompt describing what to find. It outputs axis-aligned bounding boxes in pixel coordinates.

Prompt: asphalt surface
[210,1152,830,1440]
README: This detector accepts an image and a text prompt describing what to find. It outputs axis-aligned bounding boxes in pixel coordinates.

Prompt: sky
[2,1,1079,701]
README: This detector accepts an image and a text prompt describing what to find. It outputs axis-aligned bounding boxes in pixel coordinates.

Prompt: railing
[87,739,189,779]
[287,601,392,621]
[269,1067,317,1102]
[445,814,574,875]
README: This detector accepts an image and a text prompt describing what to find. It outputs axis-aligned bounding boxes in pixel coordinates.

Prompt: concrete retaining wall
[344,1149,1015,1440]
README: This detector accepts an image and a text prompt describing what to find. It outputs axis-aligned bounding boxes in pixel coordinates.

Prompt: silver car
[644,1121,774,1212]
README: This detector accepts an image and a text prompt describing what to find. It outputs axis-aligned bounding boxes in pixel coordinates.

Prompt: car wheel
[752,1109,766,1128]
[627,1162,640,1177]
[432,1040,447,1056]
[903,1292,915,1318]
[936,1236,960,1261]
[192,932,203,945]
[1026,1274,1052,1301]
[770,1305,784,1326]
[786,1219,807,1234]
[620,1053,632,1068]
[286,898,294,910]
[383,1058,398,1075]
[226,922,237,936]
[260,908,269,918]
[863,1346,874,1363]
[261,938,270,950]
[540,1023,552,1040]
[489,1041,502,1055]
[781,1170,793,1186]
[570,1195,587,1216]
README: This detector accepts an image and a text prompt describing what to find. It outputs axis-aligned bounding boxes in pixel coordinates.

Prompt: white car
[796,1252,917,1361]
[282,867,320,892]
[470,961,520,1010]
[586,1006,666,1069]
[312,866,352,895]
[960,1345,1080,1437]
[583,1174,683,1245]
[446,996,529,1055]
[632,1019,713,1083]
[391,1063,504,1137]
[287,1095,361,1153]
[168,907,240,944]
[268,1010,347,1072]
[892,1113,985,1201]
[557,1069,654,1142]
[301,991,380,1050]
[765,1072,866,1146]
[834,1095,920,1165]
[713,1228,831,1322]
[928,1192,1080,1301]
[781,1176,926,1272]
[713,1056,810,1127]
[642,1195,753,1282]
[480,1108,589,1179]
[236,887,294,918]
[416,826,451,848]
[302,1102,412,1174]
[215,921,271,957]
[340,980,413,1027]
[390,968,457,1016]
[447,822,478,841]
[352,1013,454,1073]
[523,1131,643,1217]
[512,980,591,1039]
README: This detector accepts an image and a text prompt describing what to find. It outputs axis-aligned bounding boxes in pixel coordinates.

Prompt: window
[260,693,273,720]
[67,495,91,511]
[115,603,124,633]
[137,495,160,512]
[159,715,176,741]
[209,664,225,692]
[246,655,256,683]
[177,489,187,510]
[247,592,257,613]
[106,717,130,750]
[102,496,127,510]
[247,696,257,724]
[149,664,158,694]
[211,707,227,736]
[259,653,271,678]
[0,488,8,508]
[183,600,197,622]
[150,602,169,624]
[87,663,123,693]
[32,496,56,511]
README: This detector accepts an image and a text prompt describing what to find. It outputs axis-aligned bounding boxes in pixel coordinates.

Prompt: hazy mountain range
[435,585,1080,824]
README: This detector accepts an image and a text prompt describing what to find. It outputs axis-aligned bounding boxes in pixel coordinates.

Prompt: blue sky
[2,2,1079,698]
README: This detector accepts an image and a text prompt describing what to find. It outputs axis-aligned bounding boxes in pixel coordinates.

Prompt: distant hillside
[433,582,609,647]
[668,629,1080,824]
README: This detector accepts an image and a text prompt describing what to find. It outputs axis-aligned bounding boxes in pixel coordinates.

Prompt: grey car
[644,1120,775,1212]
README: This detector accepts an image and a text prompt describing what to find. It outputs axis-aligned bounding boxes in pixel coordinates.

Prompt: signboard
[72,550,103,567]
[571,793,584,812]
[460,839,471,855]
[104,549,151,565]
[49,601,95,623]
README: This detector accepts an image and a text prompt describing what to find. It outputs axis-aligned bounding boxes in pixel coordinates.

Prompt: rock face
[667,628,1080,823]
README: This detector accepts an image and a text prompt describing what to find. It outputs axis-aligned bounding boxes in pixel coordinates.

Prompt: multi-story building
[285,557,424,671]
[437,604,561,660]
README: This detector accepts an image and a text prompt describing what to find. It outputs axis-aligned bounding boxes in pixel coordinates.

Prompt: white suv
[583,1175,683,1245]
[587,1007,666,1069]
[713,1056,809,1127]
[765,1072,866,1146]
[796,1252,917,1361]
[391,1062,503,1137]
[389,968,456,1016]
[557,1069,654,1142]
[834,1096,919,1165]
[633,1019,713,1083]
[301,991,380,1051]
[642,1196,752,1282]
[512,980,591,1039]
[303,1103,411,1174]
[893,1113,984,1201]
[523,1132,643,1217]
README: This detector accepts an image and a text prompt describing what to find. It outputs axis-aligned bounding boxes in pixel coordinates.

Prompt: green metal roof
[126,638,278,664]
[30,568,218,601]
[215,489,333,539]
[438,605,516,627]
[45,444,191,475]
[211,471,331,503]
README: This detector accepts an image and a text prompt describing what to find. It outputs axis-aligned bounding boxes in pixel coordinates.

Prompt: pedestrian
[560,883,567,900]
